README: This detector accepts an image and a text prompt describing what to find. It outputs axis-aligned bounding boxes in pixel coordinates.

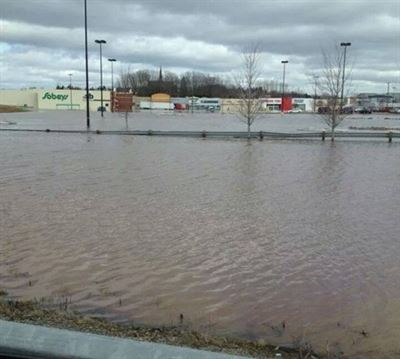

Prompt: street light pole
[313,75,319,113]
[191,71,194,114]
[95,39,107,117]
[340,42,351,108]
[108,58,116,91]
[84,0,90,128]
[108,58,116,113]
[281,60,288,113]
[68,73,73,110]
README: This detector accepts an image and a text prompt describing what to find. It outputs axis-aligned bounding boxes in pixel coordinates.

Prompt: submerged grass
[0,297,302,359]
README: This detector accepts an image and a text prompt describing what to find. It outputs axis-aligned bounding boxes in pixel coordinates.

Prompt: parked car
[341,106,354,114]
[354,106,372,114]
[288,108,303,113]
[318,106,330,114]
[318,106,354,114]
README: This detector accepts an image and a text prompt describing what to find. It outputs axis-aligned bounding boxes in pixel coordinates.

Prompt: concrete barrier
[0,320,252,359]
[1,128,399,141]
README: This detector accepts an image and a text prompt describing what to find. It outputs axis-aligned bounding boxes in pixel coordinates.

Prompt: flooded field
[1,111,400,357]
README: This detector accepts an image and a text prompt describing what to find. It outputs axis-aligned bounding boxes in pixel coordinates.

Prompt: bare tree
[305,72,321,113]
[236,46,263,138]
[318,44,352,141]
[118,66,131,90]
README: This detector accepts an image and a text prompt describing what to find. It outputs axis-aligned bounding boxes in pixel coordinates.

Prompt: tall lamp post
[191,71,194,114]
[84,0,90,128]
[68,73,73,110]
[386,82,391,109]
[108,58,116,113]
[313,75,319,113]
[95,39,107,117]
[340,42,351,108]
[108,58,116,91]
[281,60,288,113]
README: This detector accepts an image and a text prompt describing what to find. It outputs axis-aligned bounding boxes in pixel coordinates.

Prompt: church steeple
[159,66,163,82]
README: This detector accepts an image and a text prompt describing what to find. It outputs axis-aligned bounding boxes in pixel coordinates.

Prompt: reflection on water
[1,131,400,358]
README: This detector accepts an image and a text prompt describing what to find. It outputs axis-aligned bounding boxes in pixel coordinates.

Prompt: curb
[0,320,252,359]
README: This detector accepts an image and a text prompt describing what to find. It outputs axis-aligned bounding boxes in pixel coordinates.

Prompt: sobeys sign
[42,92,69,101]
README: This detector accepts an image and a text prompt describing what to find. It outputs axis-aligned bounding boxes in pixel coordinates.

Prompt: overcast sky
[0,0,399,94]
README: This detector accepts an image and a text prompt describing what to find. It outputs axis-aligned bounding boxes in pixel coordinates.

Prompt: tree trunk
[247,121,251,139]
[331,126,335,141]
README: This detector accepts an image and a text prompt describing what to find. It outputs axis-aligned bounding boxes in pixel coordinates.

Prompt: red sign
[111,92,133,112]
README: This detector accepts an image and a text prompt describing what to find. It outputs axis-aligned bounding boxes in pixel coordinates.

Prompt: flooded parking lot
[1,111,400,357]
[1,109,400,133]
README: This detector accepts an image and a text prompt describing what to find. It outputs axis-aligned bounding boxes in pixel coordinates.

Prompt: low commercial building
[0,89,111,112]
[140,93,174,110]
[221,98,314,113]
[291,98,314,112]
[0,89,39,110]
[261,98,313,112]
[1,90,322,114]
[355,93,400,111]
[39,89,110,111]
[191,98,220,111]
[220,99,241,113]
[261,98,282,112]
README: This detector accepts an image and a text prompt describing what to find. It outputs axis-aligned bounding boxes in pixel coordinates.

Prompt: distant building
[221,98,315,113]
[291,98,314,112]
[191,98,221,111]
[261,98,313,112]
[140,92,174,110]
[355,93,398,110]
[0,89,110,111]
[220,98,241,113]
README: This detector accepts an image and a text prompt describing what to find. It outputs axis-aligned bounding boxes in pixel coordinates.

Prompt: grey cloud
[0,0,399,92]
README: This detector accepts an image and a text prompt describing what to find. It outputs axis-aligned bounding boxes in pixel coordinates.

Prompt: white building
[0,89,111,112]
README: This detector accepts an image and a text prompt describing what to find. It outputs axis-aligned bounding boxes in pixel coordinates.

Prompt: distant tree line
[117,68,311,98]
[56,84,82,90]
[55,69,311,98]
[56,84,109,91]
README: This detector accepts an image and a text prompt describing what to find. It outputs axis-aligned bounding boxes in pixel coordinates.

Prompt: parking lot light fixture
[68,73,73,110]
[84,0,90,128]
[108,58,117,92]
[281,60,288,113]
[95,39,107,117]
[340,42,351,107]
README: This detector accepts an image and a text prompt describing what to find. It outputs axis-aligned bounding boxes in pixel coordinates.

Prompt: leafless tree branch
[318,44,353,141]
[235,45,264,138]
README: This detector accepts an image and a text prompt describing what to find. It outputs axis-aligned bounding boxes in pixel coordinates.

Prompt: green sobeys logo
[42,92,69,101]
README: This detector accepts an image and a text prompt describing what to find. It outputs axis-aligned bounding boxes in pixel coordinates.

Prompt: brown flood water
[1,129,400,358]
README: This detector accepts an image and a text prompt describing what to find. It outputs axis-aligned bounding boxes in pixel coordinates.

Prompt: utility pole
[95,39,107,117]
[84,0,90,128]
[313,75,319,113]
[108,58,116,113]
[191,71,194,114]
[108,58,117,91]
[68,73,73,110]
[281,60,288,113]
[386,82,391,109]
[340,42,351,108]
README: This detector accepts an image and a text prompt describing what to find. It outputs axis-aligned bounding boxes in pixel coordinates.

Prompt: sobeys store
[0,89,111,111]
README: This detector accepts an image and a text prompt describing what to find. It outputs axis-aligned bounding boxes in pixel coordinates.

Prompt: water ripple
[1,130,400,357]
